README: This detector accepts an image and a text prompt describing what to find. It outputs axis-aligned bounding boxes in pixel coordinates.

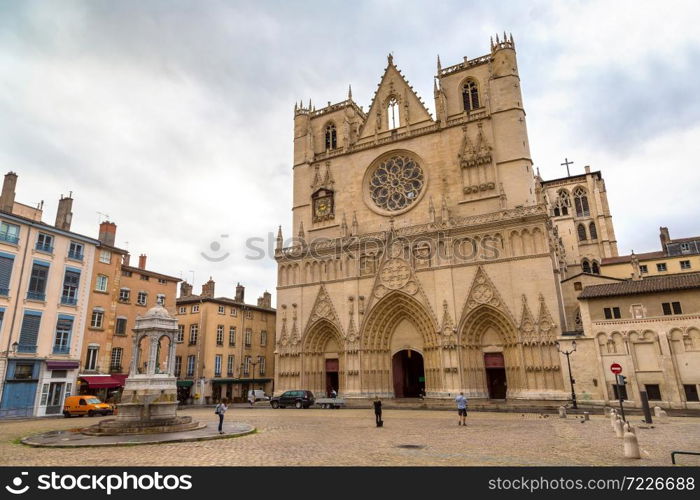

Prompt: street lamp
[556,340,578,409]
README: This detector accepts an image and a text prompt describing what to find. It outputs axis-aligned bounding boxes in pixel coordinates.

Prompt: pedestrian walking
[373,397,383,427]
[455,392,468,426]
[215,399,229,434]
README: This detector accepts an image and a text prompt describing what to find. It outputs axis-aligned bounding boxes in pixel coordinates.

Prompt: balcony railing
[17,343,37,354]
[0,232,19,244]
[60,295,78,306]
[67,251,83,261]
[35,243,53,253]
[109,364,122,373]
[52,345,70,355]
[27,291,46,301]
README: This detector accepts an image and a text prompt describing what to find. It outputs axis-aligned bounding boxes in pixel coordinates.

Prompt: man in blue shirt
[455,392,468,426]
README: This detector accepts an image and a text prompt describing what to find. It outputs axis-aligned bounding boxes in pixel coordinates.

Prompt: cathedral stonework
[275,35,570,400]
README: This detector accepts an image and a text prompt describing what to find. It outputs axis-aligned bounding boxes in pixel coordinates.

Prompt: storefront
[36,360,81,417]
[176,380,193,404]
[77,374,128,403]
[0,360,40,418]
[211,378,273,403]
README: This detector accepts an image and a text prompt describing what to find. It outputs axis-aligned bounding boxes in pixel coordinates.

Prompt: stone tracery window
[577,224,587,241]
[387,97,400,129]
[369,154,424,212]
[325,123,337,150]
[573,186,590,217]
[553,189,571,217]
[582,259,591,273]
[591,260,600,274]
[589,222,598,240]
[462,79,480,112]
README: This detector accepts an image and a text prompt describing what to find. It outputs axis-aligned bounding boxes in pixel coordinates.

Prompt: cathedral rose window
[369,154,424,212]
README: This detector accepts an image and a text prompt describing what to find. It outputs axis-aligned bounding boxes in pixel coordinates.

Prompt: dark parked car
[270,390,315,409]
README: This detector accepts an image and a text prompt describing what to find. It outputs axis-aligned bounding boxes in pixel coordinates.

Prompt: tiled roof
[176,294,275,313]
[601,251,665,265]
[578,272,700,299]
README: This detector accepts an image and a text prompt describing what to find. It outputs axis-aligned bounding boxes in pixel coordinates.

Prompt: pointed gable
[358,55,434,140]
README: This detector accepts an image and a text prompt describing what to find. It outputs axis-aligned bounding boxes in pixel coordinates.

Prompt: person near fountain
[215,399,229,434]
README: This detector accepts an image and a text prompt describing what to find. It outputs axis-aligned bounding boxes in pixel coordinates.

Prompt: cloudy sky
[1,0,699,304]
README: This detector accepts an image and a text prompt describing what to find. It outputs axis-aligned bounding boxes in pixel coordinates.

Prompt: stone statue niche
[83,304,203,435]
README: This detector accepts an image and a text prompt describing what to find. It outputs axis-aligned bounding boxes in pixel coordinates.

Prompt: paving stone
[1,408,699,466]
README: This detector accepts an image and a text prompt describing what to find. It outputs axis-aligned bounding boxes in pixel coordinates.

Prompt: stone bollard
[558,406,567,418]
[610,409,618,430]
[657,408,669,423]
[603,405,610,415]
[654,406,661,417]
[584,412,590,421]
[623,423,641,459]
[614,416,625,438]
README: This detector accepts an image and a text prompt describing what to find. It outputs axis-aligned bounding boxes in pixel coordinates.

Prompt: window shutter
[19,312,42,347]
[0,255,14,290]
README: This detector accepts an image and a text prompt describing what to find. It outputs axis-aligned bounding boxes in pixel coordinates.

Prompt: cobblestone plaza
[3,408,700,467]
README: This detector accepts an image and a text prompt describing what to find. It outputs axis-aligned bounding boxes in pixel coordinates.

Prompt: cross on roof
[561,157,574,177]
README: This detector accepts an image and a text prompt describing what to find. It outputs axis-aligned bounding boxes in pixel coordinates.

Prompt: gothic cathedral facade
[274,36,575,400]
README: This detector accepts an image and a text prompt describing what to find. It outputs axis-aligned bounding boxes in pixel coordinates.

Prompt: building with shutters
[76,221,180,400]
[175,279,276,404]
[0,172,99,417]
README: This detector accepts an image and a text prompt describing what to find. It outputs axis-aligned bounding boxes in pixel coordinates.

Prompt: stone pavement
[2,408,699,466]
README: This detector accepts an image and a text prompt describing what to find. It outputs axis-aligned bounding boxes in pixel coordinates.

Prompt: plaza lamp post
[555,340,577,409]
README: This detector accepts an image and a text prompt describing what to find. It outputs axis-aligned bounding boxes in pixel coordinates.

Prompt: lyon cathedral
[273,35,700,406]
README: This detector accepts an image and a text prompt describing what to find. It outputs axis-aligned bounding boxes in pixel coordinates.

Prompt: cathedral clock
[312,188,334,223]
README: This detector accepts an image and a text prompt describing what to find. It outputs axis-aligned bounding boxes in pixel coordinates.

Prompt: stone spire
[276,225,283,250]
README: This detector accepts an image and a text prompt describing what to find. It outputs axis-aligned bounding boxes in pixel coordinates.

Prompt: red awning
[46,360,80,370]
[79,376,125,389]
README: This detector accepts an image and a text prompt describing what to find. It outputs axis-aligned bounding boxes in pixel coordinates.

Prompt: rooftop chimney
[660,227,671,250]
[98,221,117,246]
[257,291,272,308]
[180,281,193,298]
[55,193,73,231]
[138,254,147,270]
[201,277,215,298]
[235,283,245,303]
[0,172,18,213]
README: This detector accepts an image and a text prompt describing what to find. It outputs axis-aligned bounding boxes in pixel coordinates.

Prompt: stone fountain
[83,303,204,435]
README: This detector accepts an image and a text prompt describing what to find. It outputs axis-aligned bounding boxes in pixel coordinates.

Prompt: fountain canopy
[83,303,203,435]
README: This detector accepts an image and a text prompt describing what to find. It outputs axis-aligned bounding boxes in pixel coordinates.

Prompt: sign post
[610,364,626,421]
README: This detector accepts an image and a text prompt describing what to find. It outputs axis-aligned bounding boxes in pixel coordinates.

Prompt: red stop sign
[610,363,622,374]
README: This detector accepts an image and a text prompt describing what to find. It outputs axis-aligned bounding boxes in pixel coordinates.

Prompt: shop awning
[46,360,80,370]
[78,375,124,389]
[176,380,193,387]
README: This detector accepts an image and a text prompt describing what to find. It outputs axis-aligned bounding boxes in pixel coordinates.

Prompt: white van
[248,389,269,403]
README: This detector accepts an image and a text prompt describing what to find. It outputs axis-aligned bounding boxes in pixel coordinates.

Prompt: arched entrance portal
[484,352,506,399]
[392,349,425,397]
[302,319,344,397]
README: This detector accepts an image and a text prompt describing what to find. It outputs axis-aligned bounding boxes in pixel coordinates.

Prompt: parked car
[247,390,270,403]
[270,390,315,409]
[63,395,114,418]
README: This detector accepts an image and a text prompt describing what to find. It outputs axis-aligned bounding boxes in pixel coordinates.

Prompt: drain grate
[396,444,426,449]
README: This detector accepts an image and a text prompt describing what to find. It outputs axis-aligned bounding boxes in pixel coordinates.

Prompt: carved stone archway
[361,291,439,397]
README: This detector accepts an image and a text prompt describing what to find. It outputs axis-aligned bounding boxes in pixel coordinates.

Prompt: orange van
[63,395,114,417]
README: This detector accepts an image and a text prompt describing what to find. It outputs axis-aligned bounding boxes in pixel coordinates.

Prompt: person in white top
[215,399,229,434]
[455,392,468,426]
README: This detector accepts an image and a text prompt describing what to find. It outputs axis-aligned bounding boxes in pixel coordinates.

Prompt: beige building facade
[175,280,275,404]
[573,273,700,409]
[275,36,572,401]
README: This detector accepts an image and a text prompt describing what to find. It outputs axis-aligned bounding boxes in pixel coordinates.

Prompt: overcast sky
[1,0,699,304]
